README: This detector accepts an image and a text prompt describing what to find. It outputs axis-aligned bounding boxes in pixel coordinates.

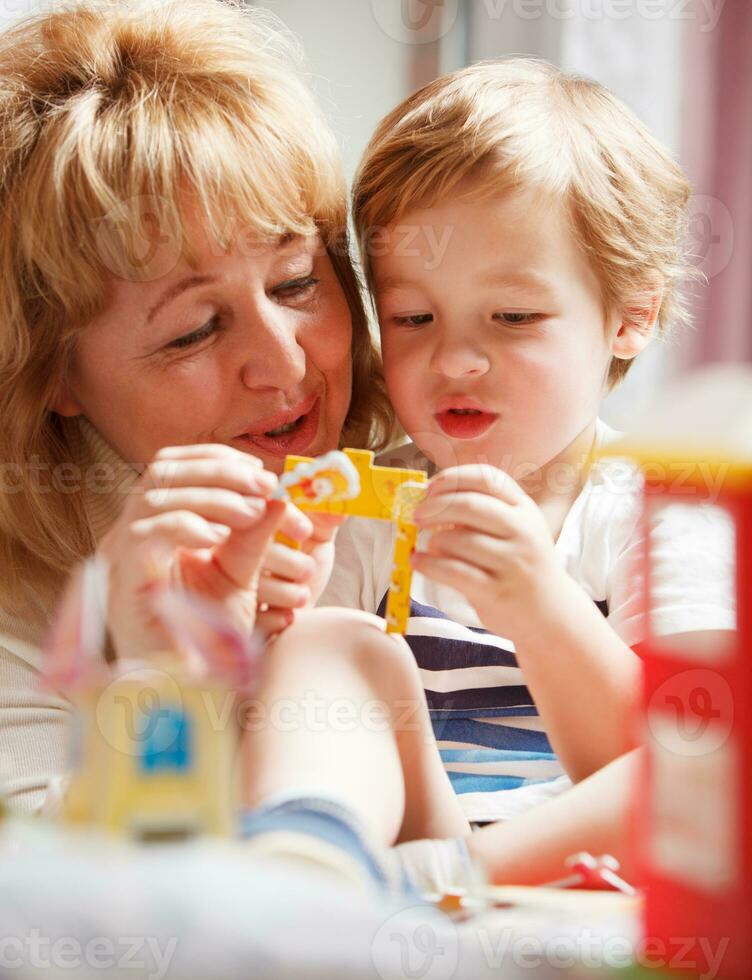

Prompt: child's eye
[167,314,222,350]
[393,313,433,327]
[272,275,320,302]
[493,312,542,325]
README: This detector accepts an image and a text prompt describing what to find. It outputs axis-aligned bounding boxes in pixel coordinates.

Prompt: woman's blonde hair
[0,0,394,612]
[353,58,697,387]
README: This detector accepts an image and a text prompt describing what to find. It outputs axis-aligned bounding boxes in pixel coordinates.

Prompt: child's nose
[429,336,491,379]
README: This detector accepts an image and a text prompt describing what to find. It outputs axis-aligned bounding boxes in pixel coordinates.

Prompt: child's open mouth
[435,407,499,439]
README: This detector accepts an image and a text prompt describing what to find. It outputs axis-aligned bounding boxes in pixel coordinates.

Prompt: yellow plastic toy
[276,449,428,633]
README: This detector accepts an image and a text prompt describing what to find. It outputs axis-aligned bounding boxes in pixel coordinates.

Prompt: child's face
[372,186,623,479]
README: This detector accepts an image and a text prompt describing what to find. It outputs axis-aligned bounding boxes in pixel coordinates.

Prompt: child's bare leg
[240,608,470,846]
[466,750,641,884]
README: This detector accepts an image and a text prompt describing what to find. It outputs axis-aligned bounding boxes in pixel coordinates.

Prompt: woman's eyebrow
[144,234,303,325]
[146,275,217,325]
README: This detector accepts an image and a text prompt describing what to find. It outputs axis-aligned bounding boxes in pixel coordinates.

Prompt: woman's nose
[429,332,491,379]
[239,308,307,391]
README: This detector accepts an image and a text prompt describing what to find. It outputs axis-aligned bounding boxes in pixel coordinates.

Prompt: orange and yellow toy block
[275,449,428,633]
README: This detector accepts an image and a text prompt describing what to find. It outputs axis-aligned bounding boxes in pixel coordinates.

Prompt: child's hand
[255,511,346,639]
[412,464,561,640]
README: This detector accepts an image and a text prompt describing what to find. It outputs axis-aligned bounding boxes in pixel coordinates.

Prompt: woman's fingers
[128,510,233,549]
[139,487,271,529]
[255,607,295,640]
[262,542,316,582]
[306,512,346,543]
[257,574,311,610]
[276,502,314,543]
[142,456,276,497]
[211,499,288,590]
[152,443,264,467]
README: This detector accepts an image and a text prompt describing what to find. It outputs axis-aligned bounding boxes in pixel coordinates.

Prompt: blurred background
[2,0,749,427]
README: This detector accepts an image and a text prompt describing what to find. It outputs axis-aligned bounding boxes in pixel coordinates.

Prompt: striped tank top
[377,592,609,822]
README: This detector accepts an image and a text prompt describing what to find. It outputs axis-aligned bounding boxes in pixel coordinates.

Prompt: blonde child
[316,59,735,833]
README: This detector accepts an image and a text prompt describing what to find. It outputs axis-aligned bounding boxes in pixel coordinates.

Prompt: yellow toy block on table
[275,449,428,633]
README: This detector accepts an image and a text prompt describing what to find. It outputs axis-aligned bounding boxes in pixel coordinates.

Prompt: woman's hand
[255,512,346,639]
[97,443,313,661]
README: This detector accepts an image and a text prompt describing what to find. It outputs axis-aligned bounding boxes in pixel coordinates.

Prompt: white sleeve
[606,500,736,648]
[0,633,72,814]
[317,518,393,615]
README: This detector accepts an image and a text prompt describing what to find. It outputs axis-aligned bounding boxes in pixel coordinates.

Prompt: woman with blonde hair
[0,0,475,861]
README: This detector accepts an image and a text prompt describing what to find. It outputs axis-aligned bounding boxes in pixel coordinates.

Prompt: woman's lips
[435,409,499,440]
[238,398,321,457]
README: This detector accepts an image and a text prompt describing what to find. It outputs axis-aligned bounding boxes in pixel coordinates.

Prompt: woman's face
[58,212,353,474]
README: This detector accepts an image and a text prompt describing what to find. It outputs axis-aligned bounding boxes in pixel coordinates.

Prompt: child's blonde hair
[0,0,393,612]
[353,58,696,388]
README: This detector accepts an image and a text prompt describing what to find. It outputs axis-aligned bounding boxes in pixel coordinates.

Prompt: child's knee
[268,607,419,689]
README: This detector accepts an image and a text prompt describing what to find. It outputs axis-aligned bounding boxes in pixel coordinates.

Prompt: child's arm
[412,465,641,782]
[466,749,641,885]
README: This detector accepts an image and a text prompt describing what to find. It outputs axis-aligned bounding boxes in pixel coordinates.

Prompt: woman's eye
[167,314,222,350]
[273,275,320,301]
[393,313,433,327]
[494,312,541,325]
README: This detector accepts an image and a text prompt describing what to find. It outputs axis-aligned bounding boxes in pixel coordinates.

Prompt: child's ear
[611,290,663,361]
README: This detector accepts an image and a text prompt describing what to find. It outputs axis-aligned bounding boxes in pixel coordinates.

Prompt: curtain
[682,0,752,367]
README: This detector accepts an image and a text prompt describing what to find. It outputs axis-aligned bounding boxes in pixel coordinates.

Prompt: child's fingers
[257,574,311,610]
[425,527,511,575]
[414,491,515,537]
[411,552,490,593]
[427,465,527,505]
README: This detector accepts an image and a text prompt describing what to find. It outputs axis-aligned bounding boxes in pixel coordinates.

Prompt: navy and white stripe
[377,594,608,814]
